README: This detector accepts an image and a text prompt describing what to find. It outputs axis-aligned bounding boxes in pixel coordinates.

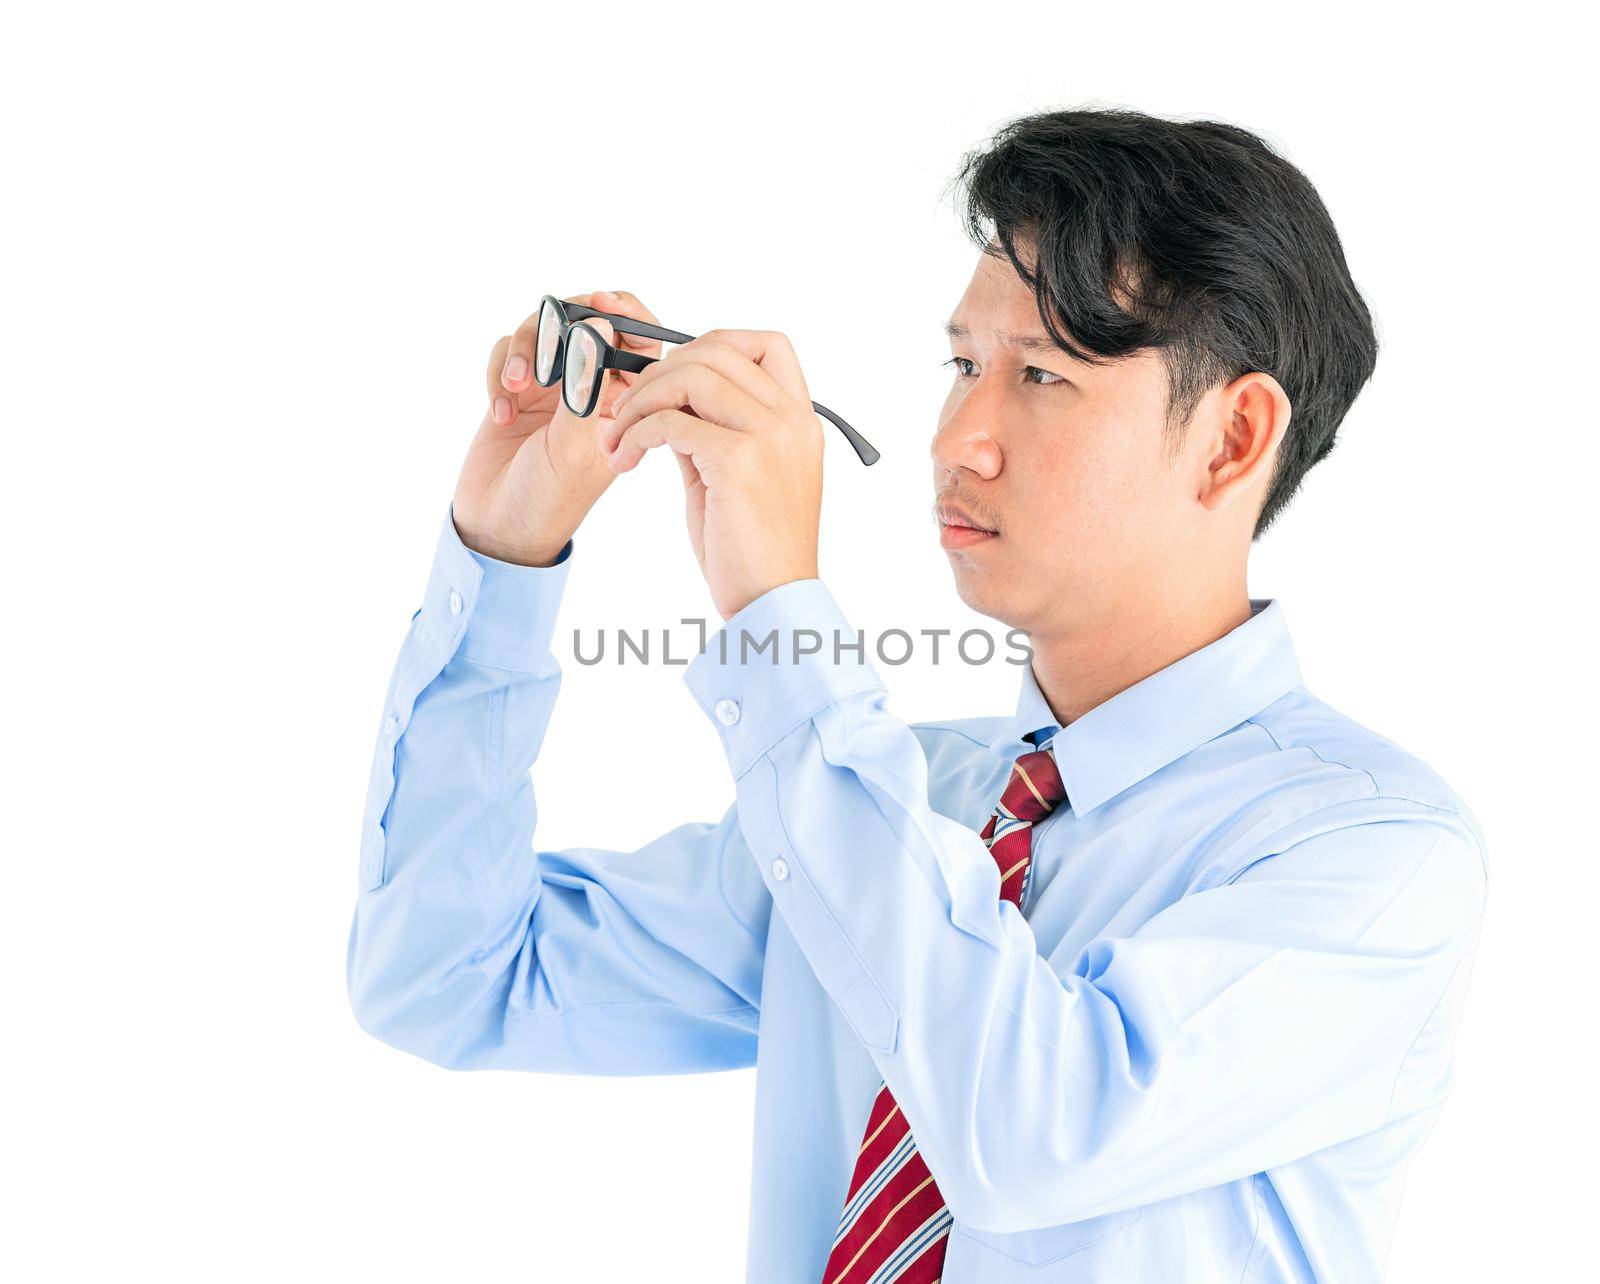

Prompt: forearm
[348,506,769,1076]
[683,579,1487,1231]
[347,504,573,1064]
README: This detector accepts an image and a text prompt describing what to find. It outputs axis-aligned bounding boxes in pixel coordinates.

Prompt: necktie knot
[999,744,1067,824]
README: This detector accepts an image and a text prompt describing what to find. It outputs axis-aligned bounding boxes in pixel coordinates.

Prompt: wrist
[721,564,820,621]
[464,533,570,568]
[451,513,574,569]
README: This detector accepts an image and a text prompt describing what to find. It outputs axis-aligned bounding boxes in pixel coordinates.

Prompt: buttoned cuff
[427,503,573,671]
[683,578,887,778]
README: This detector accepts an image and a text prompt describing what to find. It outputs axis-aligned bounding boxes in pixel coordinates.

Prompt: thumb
[588,317,633,422]
[587,317,629,419]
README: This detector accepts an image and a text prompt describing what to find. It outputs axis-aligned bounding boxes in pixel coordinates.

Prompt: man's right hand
[452,291,665,566]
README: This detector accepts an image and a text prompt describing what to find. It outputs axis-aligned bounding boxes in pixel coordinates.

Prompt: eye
[942,356,1067,387]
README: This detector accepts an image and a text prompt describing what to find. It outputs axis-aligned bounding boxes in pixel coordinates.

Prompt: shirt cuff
[683,577,887,778]
[423,503,574,670]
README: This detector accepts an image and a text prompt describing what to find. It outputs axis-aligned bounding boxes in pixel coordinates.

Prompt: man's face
[932,246,1200,638]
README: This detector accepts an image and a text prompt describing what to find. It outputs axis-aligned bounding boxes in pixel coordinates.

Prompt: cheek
[1008,420,1113,518]
[1008,410,1168,550]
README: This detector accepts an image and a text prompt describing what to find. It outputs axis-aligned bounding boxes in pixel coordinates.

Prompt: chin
[947,560,1018,627]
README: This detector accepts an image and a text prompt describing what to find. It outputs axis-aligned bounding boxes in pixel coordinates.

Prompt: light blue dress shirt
[347,506,1488,1283]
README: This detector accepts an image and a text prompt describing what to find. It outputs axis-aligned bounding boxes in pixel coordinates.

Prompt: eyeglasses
[533,294,880,466]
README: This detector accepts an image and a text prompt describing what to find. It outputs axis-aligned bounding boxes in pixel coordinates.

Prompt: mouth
[935,499,999,551]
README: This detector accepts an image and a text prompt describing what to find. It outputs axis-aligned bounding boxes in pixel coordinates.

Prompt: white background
[4,2,1593,1279]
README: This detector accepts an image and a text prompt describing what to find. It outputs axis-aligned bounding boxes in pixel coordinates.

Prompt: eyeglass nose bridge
[537,295,695,388]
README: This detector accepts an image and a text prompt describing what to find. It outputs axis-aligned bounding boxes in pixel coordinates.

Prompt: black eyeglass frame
[535,294,880,466]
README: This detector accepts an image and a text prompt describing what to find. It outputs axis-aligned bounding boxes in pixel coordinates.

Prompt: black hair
[946,106,1379,540]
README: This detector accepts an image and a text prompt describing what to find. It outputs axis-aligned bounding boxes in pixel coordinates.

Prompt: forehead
[943,246,1172,397]
[945,247,1056,349]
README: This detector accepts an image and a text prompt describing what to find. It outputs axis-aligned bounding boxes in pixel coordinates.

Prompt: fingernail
[504,354,528,384]
[493,396,511,424]
[613,387,631,411]
[595,291,617,305]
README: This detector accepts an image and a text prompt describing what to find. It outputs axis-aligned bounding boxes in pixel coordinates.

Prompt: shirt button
[714,698,742,726]
[448,588,463,616]
[771,858,789,882]
[383,714,398,735]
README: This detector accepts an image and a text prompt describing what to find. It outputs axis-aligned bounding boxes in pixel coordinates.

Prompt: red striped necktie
[816,742,1067,1284]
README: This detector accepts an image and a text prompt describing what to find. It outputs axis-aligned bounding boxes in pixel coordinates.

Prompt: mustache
[933,489,1001,533]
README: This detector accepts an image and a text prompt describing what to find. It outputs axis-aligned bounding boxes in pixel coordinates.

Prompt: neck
[1028,574,1254,727]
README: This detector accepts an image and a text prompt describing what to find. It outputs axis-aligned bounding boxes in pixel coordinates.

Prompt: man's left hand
[599,329,824,621]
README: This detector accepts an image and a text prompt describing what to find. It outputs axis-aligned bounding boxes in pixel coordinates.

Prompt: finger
[671,442,703,494]
[485,333,515,425]
[590,290,667,359]
[606,339,789,439]
[693,328,811,406]
[599,363,772,455]
[607,407,736,475]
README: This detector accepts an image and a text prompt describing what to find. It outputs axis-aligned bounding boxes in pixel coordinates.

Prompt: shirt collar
[987,598,1303,819]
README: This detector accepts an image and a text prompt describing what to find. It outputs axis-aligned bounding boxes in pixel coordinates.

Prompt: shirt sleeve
[682,576,1489,1233]
[346,505,771,1076]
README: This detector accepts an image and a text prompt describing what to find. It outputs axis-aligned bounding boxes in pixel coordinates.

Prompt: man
[347,107,1486,1282]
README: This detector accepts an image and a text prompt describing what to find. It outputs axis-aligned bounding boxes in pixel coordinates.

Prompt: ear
[1199,372,1291,515]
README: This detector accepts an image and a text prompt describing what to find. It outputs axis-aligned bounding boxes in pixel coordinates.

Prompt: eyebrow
[944,320,1063,354]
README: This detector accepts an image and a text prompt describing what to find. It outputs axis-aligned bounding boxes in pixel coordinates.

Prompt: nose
[931,397,1002,480]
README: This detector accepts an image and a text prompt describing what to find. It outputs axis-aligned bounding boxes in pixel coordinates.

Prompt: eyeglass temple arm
[565,304,695,346]
[608,349,880,466]
[811,402,880,466]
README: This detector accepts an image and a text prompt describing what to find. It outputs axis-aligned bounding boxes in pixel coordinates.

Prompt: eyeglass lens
[563,323,600,412]
[535,298,562,385]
